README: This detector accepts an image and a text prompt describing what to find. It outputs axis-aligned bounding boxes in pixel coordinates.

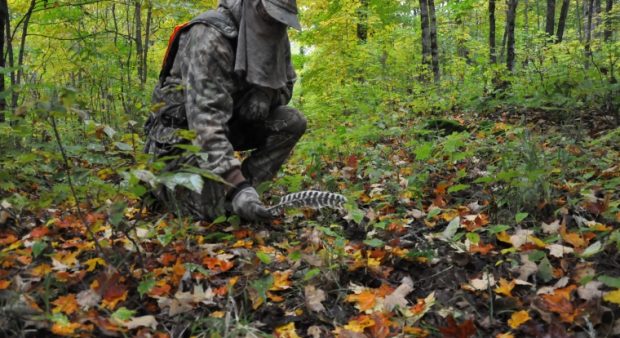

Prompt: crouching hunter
[144,0,306,222]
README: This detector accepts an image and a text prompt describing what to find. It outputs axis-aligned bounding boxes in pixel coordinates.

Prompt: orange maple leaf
[202,256,234,273]
[0,280,11,289]
[343,314,376,333]
[470,242,494,255]
[346,290,377,311]
[52,294,79,315]
[270,270,293,291]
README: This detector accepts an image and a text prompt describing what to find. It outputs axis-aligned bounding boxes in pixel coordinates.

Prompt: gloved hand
[231,186,273,222]
[238,87,276,121]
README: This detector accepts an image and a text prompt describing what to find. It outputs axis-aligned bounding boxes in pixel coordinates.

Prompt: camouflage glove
[231,185,273,222]
[239,87,276,121]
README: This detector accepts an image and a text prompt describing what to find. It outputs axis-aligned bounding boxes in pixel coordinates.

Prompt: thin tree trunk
[357,0,368,42]
[12,0,35,109]
[428,0,440,82]
[142,1,152,86]
[134,0,143,89]
[506,0,518,72]
[556,0,570,42]
[0,0,7,121]
[490,0,497,64]
[419,0,432,80]
[576,0,583,41]
[585,0,594,66]
[603,0,612,41]
[546,0,556,38]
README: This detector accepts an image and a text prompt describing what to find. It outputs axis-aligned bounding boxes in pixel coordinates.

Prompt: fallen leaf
[384,277,414,311]
[547,244,574,258]
[439,316,476,338]
[577,281,603,301]
[275,322,301,338]
[517,254,538,281]
[52,294,79,315]
[77,289,101,310]
[270,270,293,291]
[346,289,377,312]
[344,314,376,333]
[466,272,496,291]
[508,310,530,329]
[123,315,158,330]
[494,278,515,297]
[84,257,106,272]
[541,220,560,234]
[603,289,620,304]
[0,280,10,289]
[304,285,326,312]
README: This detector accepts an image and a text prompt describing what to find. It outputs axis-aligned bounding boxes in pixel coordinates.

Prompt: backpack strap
[158,10,238,85]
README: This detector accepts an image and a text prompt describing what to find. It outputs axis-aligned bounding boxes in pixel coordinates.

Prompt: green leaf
[515,212,529,224]
[364,238,385,248]
[113,142,133,152]
[304,268,321,281]
[159,172,204,194]
[466,232,480,244]
[442,216,461,240]
[256,251,272,264]
[108,202,127,227]
[487,224,510,234]
[111,307,136,322]
[537,256,553,283]
[50,313,70,325]
[427,208,441,219]
[598,275,620,288]
[185,262,211,276]
[288,250,302,261]
[32,241,47,258]
[138,278,155,297]
[578,241,603,258]
[250,275,274,303]
[528,250,546,262]
[212,215,227,224]
[414,142,433,161]
[448,184,470,193]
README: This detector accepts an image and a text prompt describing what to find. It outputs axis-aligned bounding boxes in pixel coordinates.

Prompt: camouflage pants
[153,106,306,220]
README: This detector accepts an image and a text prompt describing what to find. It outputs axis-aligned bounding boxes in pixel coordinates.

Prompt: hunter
[144,0,306,222]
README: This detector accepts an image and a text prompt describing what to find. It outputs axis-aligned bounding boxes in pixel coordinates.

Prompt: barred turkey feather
[268,190,347,215]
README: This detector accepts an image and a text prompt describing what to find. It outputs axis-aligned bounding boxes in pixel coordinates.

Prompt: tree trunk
[489,0,497,64]
[357,0,368,42]
[142,1,152,86]
[603,0,613,41]
[546,0,556,38]
[134,0,143,89]
[506,0,518,72]
[419,0,431,79]
[428,0,440,82]
[12,0,35,109]
[0,0,7,121]
[585,0,594,64]
[556,0,570,42]
[576,0,583,41]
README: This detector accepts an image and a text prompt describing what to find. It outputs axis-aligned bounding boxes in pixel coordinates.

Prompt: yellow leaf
[101,291,127,310]
[496,333,515,338]
[275,322,301,338]
[603,289,620,304]
[508,310,530,329]
[497,231,512,244]
[527,236,546,248]
[52,294,79,315]
[51,322,82,336]
[494,278,515,297]
[344,314,375,333]
[270,270,292,291]
[84,258,106,272]
[30,263,52,277]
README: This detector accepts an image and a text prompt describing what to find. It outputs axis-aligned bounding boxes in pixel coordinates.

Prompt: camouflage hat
[261,0,301,30]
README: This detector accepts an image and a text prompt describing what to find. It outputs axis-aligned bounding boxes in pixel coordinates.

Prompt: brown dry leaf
[465,272,496,291]
[76,289,101,310]
[547,244,574,258]
[384,277,414,311]
[517,254,538,281]
[494,278,515,297]
[123,315,158,330]
[52,294,79,315]
[542,220,560,234]
[577,281,603,301]
[304,285,326,312]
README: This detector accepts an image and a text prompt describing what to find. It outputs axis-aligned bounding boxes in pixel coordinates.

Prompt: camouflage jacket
[144,9,296,177]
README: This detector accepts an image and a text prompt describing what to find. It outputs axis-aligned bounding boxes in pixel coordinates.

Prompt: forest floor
[1,109,619,338]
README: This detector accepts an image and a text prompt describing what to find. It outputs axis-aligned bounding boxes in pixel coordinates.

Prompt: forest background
[0,0,619,337]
